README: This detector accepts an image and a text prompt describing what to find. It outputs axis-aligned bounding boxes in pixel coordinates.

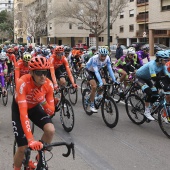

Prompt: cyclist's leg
[28,104,55,144]
[55,66,66,87]
[12,98,28,169]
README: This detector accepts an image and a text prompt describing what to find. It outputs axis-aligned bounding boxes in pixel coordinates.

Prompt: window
[110,36,112,42]
[129,24,134,32]
[69,23,72,29]
[120,11,124,19]
[99,0,101,5]
[9,1,11,3]
[129,9,134,17]
[110,24,112,29]
[78,23,83,29]
[130,0,134,2]
[120,26,124,33]
[162,0,170,11]
[99,37,104,42]
[49,23,52,30]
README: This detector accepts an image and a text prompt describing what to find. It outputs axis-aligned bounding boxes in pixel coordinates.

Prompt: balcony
[137,0,149,6]
[136,13,148,23]
[136,30,149,37]
[154,30,168,37]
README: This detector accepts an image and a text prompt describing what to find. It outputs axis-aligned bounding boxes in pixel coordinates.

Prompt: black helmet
[64,46,71,53]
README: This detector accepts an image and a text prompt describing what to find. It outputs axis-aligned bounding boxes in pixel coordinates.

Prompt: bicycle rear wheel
[82,89,93,116]
[158,107,170,138]
[101,97,119,128]
[125,94,146,125]
[60,99,74,132]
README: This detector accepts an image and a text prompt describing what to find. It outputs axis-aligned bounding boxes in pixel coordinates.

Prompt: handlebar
[24,141,75,166]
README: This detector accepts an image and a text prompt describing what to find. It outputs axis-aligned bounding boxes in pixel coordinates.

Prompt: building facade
[0,0,14,12]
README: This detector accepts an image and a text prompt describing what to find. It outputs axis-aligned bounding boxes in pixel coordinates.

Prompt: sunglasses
[34,70,48,76]
[100,54,107,57]
[8,52,13,54]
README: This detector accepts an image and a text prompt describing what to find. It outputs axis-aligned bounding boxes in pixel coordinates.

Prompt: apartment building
[0,0,14,12]
[13,0,170,52]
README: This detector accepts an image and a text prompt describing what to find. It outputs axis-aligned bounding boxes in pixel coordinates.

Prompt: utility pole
[107,0,110,51]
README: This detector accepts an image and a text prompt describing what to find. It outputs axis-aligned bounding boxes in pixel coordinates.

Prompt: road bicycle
[82,84,119,128]
[21,141,74,170]
[0,82,8,106]
[5,71,15,96]
[125,90,170,138]
[54,86,75,132]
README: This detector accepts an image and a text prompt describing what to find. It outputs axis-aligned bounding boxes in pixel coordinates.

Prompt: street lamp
[107,0,110,51]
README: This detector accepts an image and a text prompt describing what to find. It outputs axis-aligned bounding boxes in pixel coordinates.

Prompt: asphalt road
[1,74,170,170]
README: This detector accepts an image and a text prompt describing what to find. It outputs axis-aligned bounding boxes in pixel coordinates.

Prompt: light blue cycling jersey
[86,54,116,86]
[136,60,170,79]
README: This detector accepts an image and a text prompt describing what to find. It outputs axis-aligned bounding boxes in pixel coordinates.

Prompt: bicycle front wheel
[158,107,170,138]
[101,97,119,128]
[125,94,146,125]
[81,79,90,94]
[60,99,75,132]
[68,87,78,105]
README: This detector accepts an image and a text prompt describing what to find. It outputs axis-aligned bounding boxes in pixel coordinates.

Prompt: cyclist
[49,46,77,90]
[0,52,8,96]
[88,47,96,57]
[6,48,16,74]
[12,56,55,170]
[136,51,170,121]
[114,47,137,91]
[14,46,20,61]
[15,53,32,86]
[136,48,150,66]
[85,48,118,112]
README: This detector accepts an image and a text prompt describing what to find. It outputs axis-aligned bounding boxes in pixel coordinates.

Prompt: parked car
[110,44,128,58]
[73,43,88,50]
[141,43,170,54]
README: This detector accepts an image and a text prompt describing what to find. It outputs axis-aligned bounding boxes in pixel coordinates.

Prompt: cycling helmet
[7,48,14,53]
[155,50,169,59]
[127,47,136,55]
[14,46,19,52]
[64,46,71,53]
[28,45,32,49]
[54,46,64,53]
[23,53,32,62]
[91,47,96,51]
[165,49,170,57]
[98,48,108,55]
[28,56,50,70]
[20,46,25,52]
[0,52,8,61]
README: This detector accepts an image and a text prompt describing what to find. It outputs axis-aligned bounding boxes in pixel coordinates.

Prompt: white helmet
[0,52,8,61]
[127,47,136,55]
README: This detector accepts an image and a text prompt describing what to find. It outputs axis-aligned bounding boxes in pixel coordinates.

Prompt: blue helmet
[155,50,169,59]
[165,50,170,57]
[99,48,108,55]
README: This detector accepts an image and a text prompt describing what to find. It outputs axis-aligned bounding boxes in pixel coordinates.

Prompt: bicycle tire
[68,87,78,105]
[111,84,121,103]
[81,79,90,94]
[158,107,170,138]
[125,94,146,125]
[10,77,15,96]
[101,97,119,128]
[82,89,93,116]
[2,90,8,106]
[60,99,75,132]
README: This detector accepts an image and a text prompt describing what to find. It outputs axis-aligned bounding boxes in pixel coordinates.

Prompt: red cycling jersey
[49,54,74,85]
[7,53,16,65]
[15,74,54,140]
[15,59,29,85]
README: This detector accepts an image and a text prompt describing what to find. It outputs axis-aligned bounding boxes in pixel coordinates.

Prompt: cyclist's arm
[107,59,116,82]
[16,80,33,141]
[40,81,55,116]
[92,62,103,86]
[146,54,150,62]
[63,57,75,85]
[49,56,58,86]
[0,68,5,87]
[14,62,20,86]
[163,65,170,77]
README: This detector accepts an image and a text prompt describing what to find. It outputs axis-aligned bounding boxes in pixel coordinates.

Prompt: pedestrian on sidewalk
[115,43,123,60]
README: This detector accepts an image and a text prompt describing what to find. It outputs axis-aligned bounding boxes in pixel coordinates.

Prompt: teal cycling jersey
[136,60,170,79]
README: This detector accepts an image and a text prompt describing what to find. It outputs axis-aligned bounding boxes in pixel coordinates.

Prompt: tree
[54,0,128,48]
[0,10,14,42]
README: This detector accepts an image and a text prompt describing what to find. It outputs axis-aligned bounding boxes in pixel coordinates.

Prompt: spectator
[115,43,123,60]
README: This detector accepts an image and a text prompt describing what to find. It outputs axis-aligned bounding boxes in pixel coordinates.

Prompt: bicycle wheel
[60,99,74,132]
[10,77,15,96]
[125,94,146,125]
[101,97,119,128]
[68,86,78,105]
[158,107,170,138]
[82,89,93,116]
[2,90,8,106]
[81,79,90,94]
[111,84,121,103]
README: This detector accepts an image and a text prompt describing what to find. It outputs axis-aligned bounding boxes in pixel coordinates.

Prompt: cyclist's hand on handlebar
[72,83,78,88]
[54,84,59,91]
[28,140,43,151]
[114,81,120,86]
[33,89,45,103]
